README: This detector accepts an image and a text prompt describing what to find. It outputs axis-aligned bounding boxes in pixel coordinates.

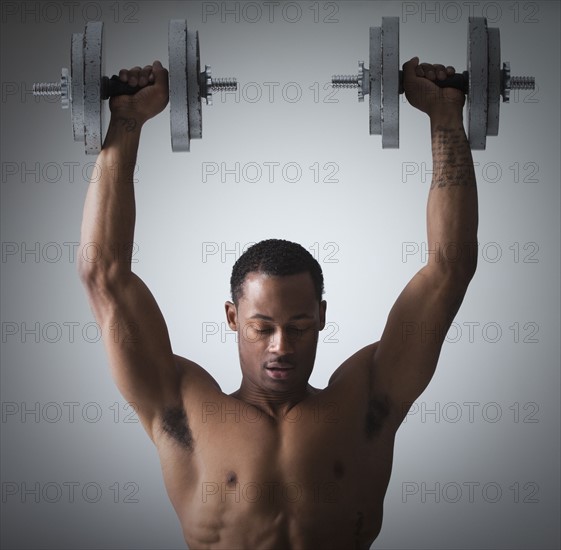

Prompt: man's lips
[265,362,294,370]
[265,362,296,380]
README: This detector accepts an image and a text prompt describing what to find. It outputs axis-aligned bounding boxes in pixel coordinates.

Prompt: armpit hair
[161,406,194,450]
[365,395,391,437]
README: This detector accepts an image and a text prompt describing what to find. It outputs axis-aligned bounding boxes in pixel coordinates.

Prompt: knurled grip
[101,75,146,100]
[398,71,469,95]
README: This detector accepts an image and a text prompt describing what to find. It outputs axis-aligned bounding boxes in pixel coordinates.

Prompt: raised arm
[78,62,179,441]
[372,57,478,427]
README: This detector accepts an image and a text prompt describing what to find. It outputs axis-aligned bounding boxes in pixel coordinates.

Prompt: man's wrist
[429,108,464,128]
[101,114,144,153]
[107,113,145,135]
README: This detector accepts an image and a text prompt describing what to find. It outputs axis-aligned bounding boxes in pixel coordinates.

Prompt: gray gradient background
[1,1,560,549]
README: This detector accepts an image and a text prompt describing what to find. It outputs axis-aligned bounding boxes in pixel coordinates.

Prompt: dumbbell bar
[332,17,535,149]
[32,20,237,154]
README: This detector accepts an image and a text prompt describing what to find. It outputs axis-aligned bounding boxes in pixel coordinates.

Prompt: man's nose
[268,328,294,355]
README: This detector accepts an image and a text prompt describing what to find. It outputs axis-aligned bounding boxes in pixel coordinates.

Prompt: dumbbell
[32,20,237,154]
[332,17,535,149]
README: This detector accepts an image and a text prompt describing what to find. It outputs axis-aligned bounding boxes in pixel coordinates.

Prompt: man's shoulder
[327,342,380,386]
[173,354,223,395]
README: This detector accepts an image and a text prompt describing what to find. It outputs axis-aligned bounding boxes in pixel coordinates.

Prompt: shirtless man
[78,56,478,549]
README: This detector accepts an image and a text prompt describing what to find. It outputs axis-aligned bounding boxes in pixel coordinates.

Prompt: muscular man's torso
[152,343,399,549]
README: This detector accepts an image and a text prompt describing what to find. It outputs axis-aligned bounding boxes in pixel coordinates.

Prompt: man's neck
[230,381,319,420]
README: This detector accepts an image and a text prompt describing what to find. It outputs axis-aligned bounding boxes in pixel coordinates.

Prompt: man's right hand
[109,61,169,126]
[402,57,465,121]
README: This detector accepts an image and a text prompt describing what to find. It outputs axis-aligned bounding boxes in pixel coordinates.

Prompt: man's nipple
[226,471,238,485]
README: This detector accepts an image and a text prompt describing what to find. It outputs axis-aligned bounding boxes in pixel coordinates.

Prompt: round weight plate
[169,20,190,151]
[71,32,84,142]
[381,17,399,149]
[467,17,488,150]
[83,21,103,154]
[369,26,382,136]
[187,30,202,140]
[487,27,500,136]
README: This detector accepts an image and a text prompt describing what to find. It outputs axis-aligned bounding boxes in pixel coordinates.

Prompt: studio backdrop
[1,1,560,549]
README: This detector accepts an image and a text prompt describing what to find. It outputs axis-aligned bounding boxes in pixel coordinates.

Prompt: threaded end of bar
[33,82,62,96]
[510,77,535,90]
[332,75,359,88]
[211,78,237,91]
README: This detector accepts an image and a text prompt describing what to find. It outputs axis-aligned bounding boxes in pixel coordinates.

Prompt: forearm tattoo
[431,125,476,189]
[115,117,138,132]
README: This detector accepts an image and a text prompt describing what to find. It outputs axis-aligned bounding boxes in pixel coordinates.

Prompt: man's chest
[159,398,396,512]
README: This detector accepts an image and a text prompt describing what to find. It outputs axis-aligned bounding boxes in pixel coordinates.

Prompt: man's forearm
[78,116,142,282]
[426,111,479,278]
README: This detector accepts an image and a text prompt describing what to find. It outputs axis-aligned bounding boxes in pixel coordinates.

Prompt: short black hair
[230,239,324,305]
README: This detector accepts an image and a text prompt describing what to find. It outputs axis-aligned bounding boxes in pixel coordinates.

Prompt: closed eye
[288,326,310,336]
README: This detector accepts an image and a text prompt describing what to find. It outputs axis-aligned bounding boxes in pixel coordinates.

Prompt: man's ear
[225,301,238,330]
[319,300,327,330]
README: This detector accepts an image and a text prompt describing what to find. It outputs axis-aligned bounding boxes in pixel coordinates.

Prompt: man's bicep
[85,273,181,436]
[374,266,467,418]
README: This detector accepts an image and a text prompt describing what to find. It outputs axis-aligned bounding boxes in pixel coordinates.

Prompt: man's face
[225,272,326,395]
